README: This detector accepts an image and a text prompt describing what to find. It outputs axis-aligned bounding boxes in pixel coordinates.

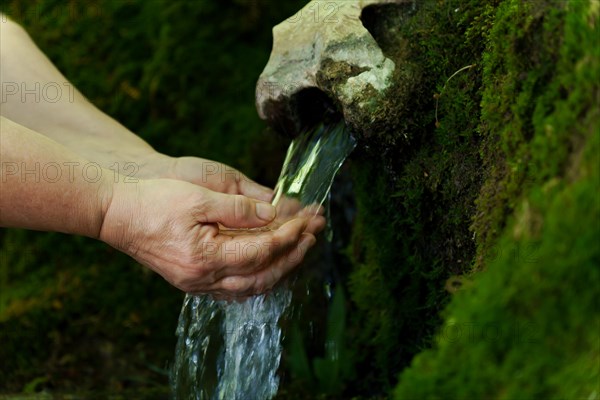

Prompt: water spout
[255,0,405,137]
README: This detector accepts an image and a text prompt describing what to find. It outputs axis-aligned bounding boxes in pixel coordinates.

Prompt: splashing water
[171,122,356,400]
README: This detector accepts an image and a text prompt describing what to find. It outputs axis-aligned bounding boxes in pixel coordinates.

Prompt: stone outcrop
[256,0,408,137]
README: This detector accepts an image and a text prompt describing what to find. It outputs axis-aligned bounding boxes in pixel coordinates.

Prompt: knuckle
[196,211,209,224]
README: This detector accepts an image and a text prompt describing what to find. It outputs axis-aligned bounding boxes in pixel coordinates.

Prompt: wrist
[97,177,134,249]
[136,151,178,180]
[96,170,117,241]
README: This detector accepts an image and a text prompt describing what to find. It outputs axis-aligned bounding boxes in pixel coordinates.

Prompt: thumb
[203,191,276,229]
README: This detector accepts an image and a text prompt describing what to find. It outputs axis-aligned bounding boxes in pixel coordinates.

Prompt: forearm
[0,18,160,170]
[0,18,270,197]
[0,116,113,238]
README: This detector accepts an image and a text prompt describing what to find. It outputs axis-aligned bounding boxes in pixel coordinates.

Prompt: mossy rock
[343,0,599,398]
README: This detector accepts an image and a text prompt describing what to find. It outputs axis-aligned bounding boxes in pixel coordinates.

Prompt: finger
[237,174,274,203]
[305,215,326,236]
[271,214,325,235]
[297,203,325,216]
[274,195,303,218]
[218,233,316,295]
[211,217,309,279]
[253,233,315,292]
[203,191,276,229]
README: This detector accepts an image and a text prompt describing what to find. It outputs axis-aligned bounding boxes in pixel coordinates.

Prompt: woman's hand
[1,17,327,298]
[138,153,273,201]
[99,178,325,297]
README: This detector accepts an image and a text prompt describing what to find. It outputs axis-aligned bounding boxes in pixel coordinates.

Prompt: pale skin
[0,17,325,298]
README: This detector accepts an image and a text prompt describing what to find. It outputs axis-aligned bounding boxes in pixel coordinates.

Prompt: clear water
[171,122,356,400]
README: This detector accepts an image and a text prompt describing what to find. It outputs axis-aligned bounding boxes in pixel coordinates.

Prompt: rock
[256,0,409,137]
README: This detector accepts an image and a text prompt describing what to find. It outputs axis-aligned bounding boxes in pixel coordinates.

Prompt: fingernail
[256,202,276,221]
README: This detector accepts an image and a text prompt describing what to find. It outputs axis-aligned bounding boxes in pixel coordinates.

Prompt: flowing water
[171,122,356,400]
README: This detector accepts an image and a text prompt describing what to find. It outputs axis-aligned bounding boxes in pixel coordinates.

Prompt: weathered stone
[256,0,407,137]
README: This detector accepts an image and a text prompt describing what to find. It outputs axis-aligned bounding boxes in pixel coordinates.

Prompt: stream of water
[171,121,356,400]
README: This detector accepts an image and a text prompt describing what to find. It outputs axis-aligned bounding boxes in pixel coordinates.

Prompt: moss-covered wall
[344,0,599,398]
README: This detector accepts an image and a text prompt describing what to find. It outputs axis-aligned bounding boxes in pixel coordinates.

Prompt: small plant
[434,64,476,128]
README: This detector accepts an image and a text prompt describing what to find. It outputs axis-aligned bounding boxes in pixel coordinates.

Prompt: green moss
[473,0,569,265]
[344,1,492,393]
[393,0,600,397]
[395,134,599,398]
[346,0,598,397]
